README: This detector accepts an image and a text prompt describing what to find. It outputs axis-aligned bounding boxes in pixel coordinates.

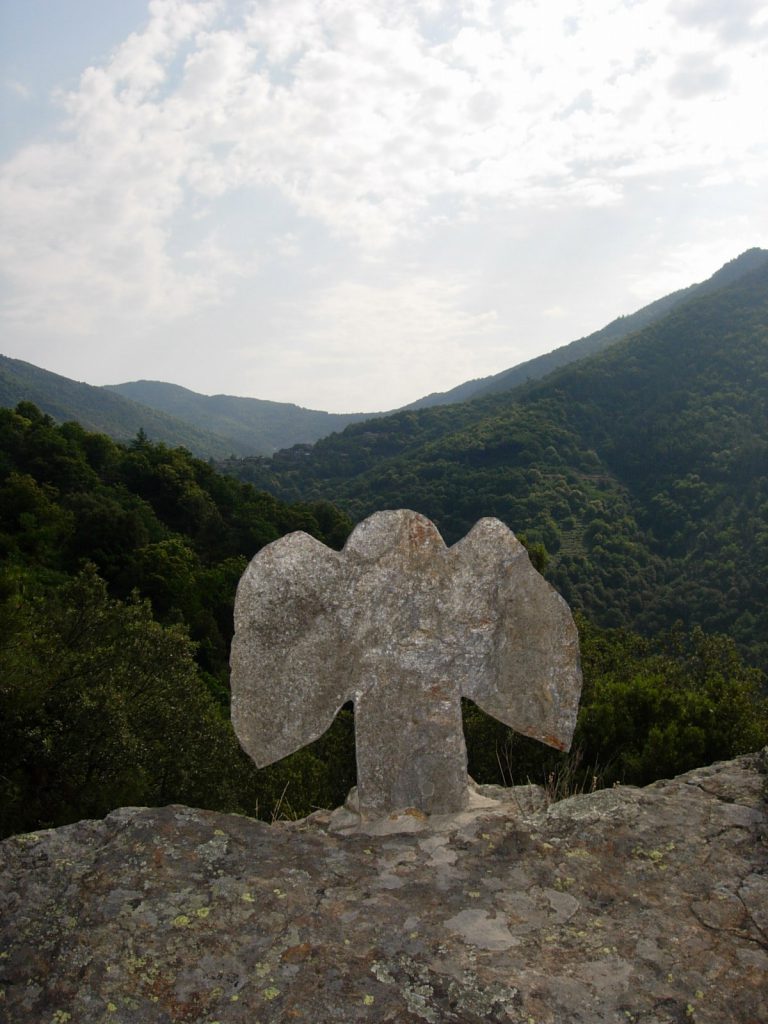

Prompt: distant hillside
[105,380,376,455]
[228,260,768,670]
[405,247,768,409]
[5,251,766,462]
[9,250,763,462]
[0,355,248,458]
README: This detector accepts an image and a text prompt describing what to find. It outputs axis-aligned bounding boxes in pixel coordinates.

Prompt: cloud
[5,79,32,99]
[242,274,504,411]
[668,53,731,97]
[0,0,766,372]
[542,305,568,319]
[626,228,763,304]
[669,0,768,43]
[0,0,226,335]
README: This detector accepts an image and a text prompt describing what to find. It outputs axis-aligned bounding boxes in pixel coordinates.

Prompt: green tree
[464,618,768,791]
[0,567,248,838]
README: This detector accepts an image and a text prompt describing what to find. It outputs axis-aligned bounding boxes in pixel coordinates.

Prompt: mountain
[0,355,249,459]
[6,251,765,460]
[105,379,376,455]
[0,356,373,458]
[404,247,768,408]
[102,252,768,442]
[225,259,768,670]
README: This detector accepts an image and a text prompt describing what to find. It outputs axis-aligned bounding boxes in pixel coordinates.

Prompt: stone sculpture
[230,509,582,817]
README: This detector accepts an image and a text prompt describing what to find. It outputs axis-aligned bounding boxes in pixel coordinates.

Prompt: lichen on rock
[1,755,766,1022]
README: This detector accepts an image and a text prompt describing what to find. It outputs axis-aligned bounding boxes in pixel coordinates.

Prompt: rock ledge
[1,756,766,1023]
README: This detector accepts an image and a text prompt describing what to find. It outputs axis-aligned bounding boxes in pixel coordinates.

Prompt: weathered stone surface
[1,755,766,1023]
[231,509,581,817]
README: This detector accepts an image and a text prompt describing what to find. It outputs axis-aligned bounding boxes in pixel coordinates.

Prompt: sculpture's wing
[448,518,581,752]
[230,531,349,767]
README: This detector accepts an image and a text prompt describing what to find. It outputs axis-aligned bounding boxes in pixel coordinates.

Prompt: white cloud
[242,274,504,411]
[668,52,731,97]
[0,0,766,408]
[626,228,763,304]
[6,79,32,99]
[669,0,768,42]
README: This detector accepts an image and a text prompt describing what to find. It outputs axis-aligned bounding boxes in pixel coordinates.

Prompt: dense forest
[222,261,768,674]
[1,400,766,839]
[0,402,354,837]
[106,380,375,455]
[0,354,243,459]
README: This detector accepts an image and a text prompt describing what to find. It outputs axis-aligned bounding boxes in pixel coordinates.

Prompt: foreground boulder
[2,755,766,1023]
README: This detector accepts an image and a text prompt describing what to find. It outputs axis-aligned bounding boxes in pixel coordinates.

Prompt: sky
[1,0,767,413]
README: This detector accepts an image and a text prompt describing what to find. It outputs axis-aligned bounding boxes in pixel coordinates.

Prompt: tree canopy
[1,401,765,838]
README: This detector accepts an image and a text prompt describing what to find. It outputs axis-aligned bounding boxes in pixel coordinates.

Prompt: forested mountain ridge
[1,355,377,458]
[0,354,249,459]
[0,401,355,836]
[224,260,768,671]
[2,402,766,840]
[106,379,378,455]
[4,250,764,458]
[0,402,352,688]
[404,247,768,408]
